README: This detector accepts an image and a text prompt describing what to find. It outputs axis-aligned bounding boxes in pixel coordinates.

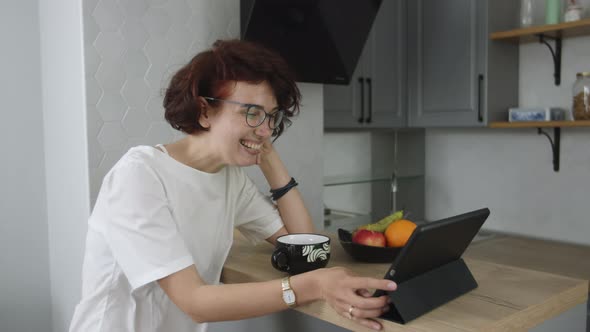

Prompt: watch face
[283,289,296,304]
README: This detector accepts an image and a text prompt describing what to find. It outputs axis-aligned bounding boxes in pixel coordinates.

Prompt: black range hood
[241,0,383,85]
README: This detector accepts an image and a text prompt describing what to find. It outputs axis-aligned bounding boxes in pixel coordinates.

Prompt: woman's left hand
[256,138,275,165]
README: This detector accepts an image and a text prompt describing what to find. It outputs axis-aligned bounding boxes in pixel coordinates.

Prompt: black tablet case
[378,208,490,324]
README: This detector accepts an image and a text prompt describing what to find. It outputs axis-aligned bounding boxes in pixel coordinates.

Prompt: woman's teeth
[240,140,262,151]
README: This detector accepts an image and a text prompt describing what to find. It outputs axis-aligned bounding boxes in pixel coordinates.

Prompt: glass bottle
[545,0,561,24]
[572,72,590,120]
[521,0,534,27]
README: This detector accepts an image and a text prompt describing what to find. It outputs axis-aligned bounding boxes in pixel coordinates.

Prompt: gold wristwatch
[281,277,297,307]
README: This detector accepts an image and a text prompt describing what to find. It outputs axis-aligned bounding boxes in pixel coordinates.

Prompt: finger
[353,317,383,331]
[356,288,372,297]
[346,277,397,293]
[351,305,387,319]
[348,295,389,310]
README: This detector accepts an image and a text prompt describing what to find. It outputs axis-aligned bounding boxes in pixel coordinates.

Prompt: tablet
[374,208,490,297]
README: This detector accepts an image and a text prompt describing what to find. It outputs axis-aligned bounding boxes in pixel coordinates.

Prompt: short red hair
[163,39,301,138]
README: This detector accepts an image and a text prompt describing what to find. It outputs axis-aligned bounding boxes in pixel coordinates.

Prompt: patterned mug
[271,234,331,275]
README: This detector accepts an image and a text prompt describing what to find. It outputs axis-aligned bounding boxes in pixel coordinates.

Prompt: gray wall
[0,0,52,331]
[426,35,590,246]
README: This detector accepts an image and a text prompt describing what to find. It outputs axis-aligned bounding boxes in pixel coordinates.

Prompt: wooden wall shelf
[490,18,590,42]
[491,19,590,85]
[489,120,590,128]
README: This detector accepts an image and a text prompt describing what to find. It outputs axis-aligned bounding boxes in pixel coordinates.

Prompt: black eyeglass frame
[202,97,287,132]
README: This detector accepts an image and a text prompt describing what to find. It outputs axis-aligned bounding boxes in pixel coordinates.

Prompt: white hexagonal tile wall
[145,122,174,145]
[83,0,100,17]
[121,17,149,51]
[122,107,152,137]
[95,59,126,91]
[166,0,191,26]
[84,15,100,48]
[85,45,101,78]
[85,77,102,107]
[146,95,165,121]
[121,78,151,108]
[87,105,104,137]
[84,0,238,202]
[97,91,127,121]
[148,0,169,6]
[119,0,149,19]
[142,7,172,37]
[94,31,127,61]
[87,135,105,168]
[187,14,211,46]
[125,137,147,151]
[166,25,192,54]
[97,122,128,149]
[93,0,124,31]
[187,0,208,13]
[167,51,189,69]
[145,62,168,92]
[227,16,239,38]
[143,37,170,66]
[123,50,150,79]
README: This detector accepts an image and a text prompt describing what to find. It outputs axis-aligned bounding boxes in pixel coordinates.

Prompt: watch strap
[281,276,297,307]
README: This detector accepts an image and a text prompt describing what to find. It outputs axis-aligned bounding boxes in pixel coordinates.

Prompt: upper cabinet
[325,0,520,129]
[408,0,519,127]
[324,0,406,129]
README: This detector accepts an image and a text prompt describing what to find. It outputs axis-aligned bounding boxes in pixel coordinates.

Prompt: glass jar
[572,72,590,120]
[564,0,584,22]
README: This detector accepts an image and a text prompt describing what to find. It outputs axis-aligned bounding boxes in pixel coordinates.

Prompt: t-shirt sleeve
[98,161,194,290]
[234,172,284,245]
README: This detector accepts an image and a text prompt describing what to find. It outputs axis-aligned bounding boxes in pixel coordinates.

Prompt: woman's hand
[256,137,275,166]
[311,267,396,331]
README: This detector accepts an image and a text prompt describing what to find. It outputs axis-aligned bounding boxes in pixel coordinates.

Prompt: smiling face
[203,81,278,167]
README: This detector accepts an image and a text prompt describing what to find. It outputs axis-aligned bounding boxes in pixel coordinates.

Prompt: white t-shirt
[69,145,284,332]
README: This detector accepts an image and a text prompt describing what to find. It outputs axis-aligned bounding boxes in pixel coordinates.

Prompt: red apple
[352,230,386,247]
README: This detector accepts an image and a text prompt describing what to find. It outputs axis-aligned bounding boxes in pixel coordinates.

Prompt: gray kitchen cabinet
[324,0,406,129]
[407,0,519,127]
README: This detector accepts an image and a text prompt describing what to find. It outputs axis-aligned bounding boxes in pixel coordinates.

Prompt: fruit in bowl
[351,230,386,247]
[338,210,415,263]
[384,219,417,247]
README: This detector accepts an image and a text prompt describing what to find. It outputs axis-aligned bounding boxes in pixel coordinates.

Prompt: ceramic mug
[271,234,331,275]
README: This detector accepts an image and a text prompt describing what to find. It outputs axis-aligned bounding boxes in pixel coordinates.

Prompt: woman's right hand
[310,267,396,331]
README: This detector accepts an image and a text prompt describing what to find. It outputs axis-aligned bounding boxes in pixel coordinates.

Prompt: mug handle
[271,247,290,272]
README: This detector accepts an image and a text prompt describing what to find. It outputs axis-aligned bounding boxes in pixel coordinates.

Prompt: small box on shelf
[508,107,569,122]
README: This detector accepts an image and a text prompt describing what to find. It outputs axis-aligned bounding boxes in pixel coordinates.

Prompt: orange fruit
[384,219,417,247]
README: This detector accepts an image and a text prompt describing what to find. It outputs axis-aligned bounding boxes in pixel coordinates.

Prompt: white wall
[39,0,90,331]
[426,35,590,246]
[0,1,52,331]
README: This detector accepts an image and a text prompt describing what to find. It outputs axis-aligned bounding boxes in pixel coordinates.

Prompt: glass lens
[246,106,265,127]
[270,111,284,129]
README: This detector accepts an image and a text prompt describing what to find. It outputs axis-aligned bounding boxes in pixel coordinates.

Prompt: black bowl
[338,228,401,263]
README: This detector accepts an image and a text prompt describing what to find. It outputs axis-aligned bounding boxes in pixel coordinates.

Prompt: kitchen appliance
[241,0,383,85]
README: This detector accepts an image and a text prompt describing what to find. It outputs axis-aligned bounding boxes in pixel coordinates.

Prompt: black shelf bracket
[537,127,561,172]
[537,34,562,85]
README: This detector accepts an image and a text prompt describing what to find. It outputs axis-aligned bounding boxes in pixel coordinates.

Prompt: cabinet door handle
[477,74,484,122]
[358,77,365,123]
[365,77,372,123]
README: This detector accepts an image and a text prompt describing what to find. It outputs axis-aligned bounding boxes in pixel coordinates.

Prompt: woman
[69,39,396,332]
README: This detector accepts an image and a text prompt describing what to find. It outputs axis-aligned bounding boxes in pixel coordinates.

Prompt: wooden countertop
[465,234,590,281]
[221,233,588,332]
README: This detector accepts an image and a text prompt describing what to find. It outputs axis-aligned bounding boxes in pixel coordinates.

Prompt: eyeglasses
[203,97,286,131]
